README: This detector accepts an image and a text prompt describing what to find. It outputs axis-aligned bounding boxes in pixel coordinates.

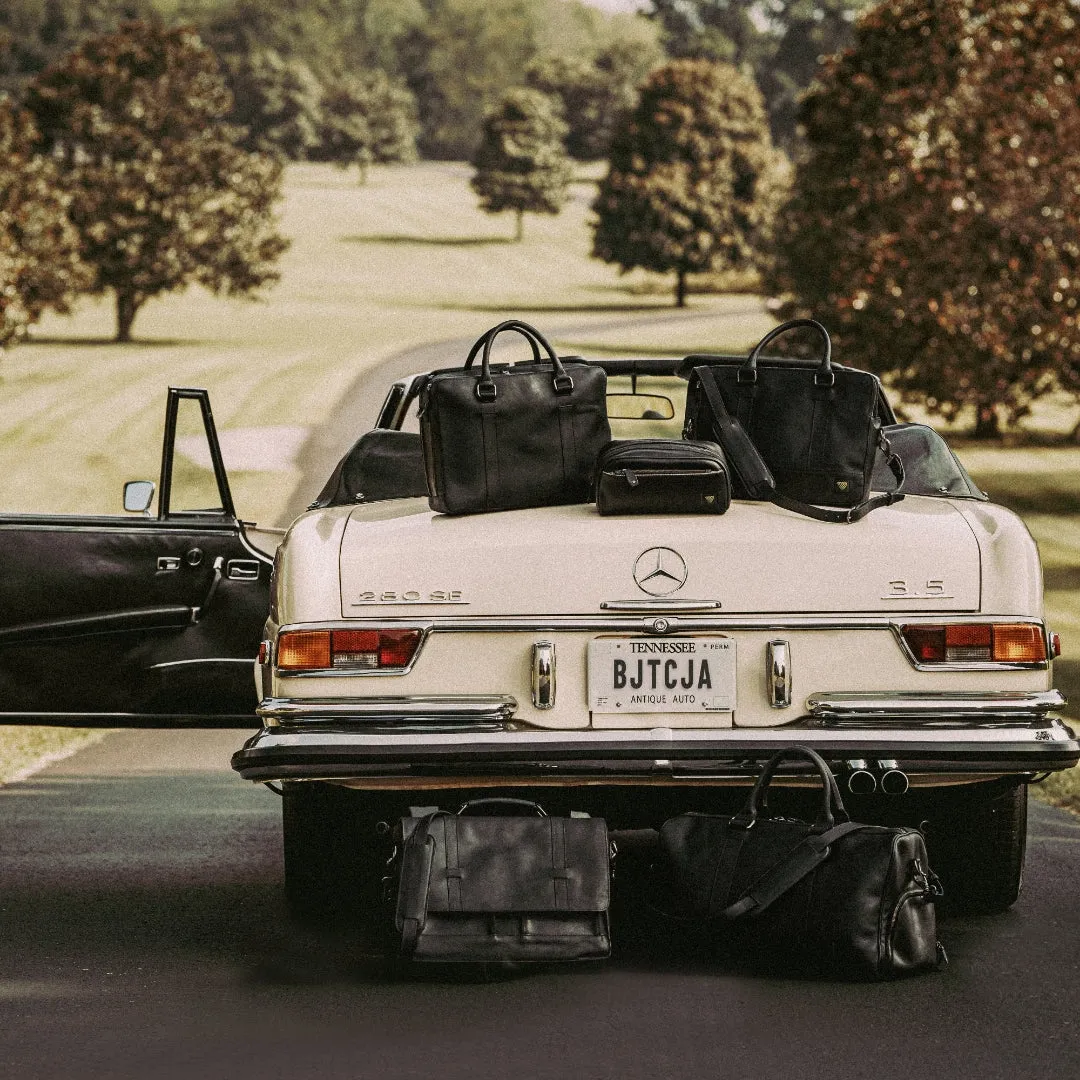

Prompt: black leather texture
[683,319,903,517]
[658,747,943,979]
[309,429,428,509]
[420,321,611,515]
[394,810,611,962]
[594,439,730,515]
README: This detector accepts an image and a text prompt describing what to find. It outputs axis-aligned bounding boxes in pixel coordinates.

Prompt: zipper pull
[622,469,639,488]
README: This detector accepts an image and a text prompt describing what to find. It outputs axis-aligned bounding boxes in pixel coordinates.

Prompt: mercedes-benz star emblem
[633,547,688,596]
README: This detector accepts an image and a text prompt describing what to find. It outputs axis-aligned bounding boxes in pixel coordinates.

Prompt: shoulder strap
[721,820,866,920]
[397,811,446,955]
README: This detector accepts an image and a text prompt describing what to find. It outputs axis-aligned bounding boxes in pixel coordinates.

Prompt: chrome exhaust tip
[845,759,877,795]
[879,769,910,795]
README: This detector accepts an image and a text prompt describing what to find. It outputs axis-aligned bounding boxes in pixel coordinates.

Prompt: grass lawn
[0,162,1077,809]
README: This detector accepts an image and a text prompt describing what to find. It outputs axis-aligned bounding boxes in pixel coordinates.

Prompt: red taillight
[276,628,423,671]
[899,623,1047,665]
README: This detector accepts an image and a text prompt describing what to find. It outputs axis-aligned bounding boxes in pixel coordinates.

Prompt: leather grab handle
[464,320,571,399]
[743,319,833,384]
[735,745,848,831]
[456,797,548,817]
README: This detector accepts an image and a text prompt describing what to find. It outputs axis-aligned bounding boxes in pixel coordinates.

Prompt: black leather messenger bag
[594,439,730,515]
[394,799,612,963]
[683,319,905,523]
[658,747,944,979]
[419,320,610,515]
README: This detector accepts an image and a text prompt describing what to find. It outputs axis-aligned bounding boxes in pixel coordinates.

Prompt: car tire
[281,781,388,928]
[925,779,1028,915]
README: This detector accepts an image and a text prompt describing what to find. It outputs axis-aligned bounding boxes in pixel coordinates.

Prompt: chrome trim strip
[279,614,997,634]
[258,695,517,723]
[889,622,1049,671]
[531,641,555,710]
[149,657,254,670]
[600,600,722,611]
[807,690,1065,719]
[766,640,791,708]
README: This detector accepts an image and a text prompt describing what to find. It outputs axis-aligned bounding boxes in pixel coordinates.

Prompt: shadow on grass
[340,233,515,247]
[433,302,670,315]
[24,335,214,348]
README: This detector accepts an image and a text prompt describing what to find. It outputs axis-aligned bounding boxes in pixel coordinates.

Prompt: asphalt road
[1,729,1078,1080]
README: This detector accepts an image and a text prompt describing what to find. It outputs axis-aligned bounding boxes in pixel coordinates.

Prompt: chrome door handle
[227,559,261,581]
[157,556,181,572]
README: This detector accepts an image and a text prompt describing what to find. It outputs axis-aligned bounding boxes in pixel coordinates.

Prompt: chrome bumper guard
[234,687,1078,783]
[807,690,1066,725]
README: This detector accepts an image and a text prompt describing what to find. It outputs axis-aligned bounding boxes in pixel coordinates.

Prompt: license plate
[587,636,735,714]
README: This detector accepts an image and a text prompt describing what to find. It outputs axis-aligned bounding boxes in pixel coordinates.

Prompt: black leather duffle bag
[594,439,730,515]
[658,747,944,979]
[419,320,610,515]
[394,799,612,963]
[683,319,905,523]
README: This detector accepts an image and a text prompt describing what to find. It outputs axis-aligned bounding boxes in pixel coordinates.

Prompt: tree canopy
[0,97,90,348]
[25,21,289,342]
[593,59,786,306]
[647,1,869,150]
[769,0,1080,435]
[470,87,572,241]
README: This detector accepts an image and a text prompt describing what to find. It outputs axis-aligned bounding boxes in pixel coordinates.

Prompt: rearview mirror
[123,480,155,515]
[605,393,676,421]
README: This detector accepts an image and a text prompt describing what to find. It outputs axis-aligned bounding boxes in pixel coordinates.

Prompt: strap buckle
[475,380,497,402]
[552,374,574,394]
[813,370,836,387]
[736,369,757,385]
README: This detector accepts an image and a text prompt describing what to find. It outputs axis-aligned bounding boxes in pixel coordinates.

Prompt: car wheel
[924,779,1028,915]
[281,781,389,928]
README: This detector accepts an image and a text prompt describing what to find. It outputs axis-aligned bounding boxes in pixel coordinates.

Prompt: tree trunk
[514,209,524,243]
[115,291,141,343]
[675,270,687,308]
[973,404,1000,439]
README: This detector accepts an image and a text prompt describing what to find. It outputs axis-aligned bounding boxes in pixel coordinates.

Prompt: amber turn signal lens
[992,624,1047,663]
[276,628,424,671]
[277,630,332,670]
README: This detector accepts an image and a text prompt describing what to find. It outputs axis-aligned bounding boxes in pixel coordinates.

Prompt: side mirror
[123,480,155,515]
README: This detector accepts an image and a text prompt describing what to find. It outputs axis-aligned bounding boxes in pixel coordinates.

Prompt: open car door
[0,388,270,726]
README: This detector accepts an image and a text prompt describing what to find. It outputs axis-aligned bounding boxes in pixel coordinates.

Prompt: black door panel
[0,389,271,726]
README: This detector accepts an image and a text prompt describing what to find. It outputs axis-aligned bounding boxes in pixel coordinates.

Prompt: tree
[0,97,90,349]
[526,35,663,161]
[221,47,324,159]
[470,88,572,242]
[25,21,289,343]
[768,0,1080,437]
[592,59,786,307]
[316,70,418,181]
[398,0,539,160]
[646,1,869,151]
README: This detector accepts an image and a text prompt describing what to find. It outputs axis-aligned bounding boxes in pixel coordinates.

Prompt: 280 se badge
[588,636,735,713]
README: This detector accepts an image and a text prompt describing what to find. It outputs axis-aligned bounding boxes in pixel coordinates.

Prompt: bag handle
[455,797,547,817]
[730,745,849,832]
[742,318,833,386]
[464,320,574,402]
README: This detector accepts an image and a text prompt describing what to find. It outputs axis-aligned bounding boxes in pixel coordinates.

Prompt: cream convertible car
[225,356,1077,922]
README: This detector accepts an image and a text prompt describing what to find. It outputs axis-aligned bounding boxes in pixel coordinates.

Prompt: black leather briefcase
[394,800,612,963]
[594,439,730,515]
[419,320,610,515]
[658,747,944,979]
[683,319,905,523]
